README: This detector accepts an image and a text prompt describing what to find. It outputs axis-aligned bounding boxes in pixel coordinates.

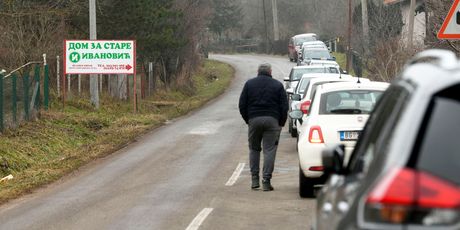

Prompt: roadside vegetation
[0,60,234,205]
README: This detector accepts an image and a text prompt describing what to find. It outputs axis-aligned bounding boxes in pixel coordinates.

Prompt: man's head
[258,63,272,76]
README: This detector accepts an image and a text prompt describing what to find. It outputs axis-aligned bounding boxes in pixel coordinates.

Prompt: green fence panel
[44,64,49,110]
[34,65,41,110]
[23,69,30,121]
[12,73,17,125]
[0,73,3,132]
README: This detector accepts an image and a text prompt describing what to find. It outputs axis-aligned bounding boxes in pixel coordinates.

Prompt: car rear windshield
[292,67,339,81]
[295,36,316,46]
[414,84,460,185]
[319,90,384,114]
[303,50,331,60]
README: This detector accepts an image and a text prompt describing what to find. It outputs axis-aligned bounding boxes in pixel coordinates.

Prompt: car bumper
[298,142,325,178]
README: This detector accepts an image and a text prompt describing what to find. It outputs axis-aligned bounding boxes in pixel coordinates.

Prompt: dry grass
[0,59,234,204]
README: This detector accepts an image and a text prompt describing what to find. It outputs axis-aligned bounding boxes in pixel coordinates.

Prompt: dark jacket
[239,73,289,126]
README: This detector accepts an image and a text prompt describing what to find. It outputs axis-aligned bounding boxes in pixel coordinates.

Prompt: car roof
[308,60,340,66]
[292,65,339,70]
[399,49,460,94]
[293,33,317,38]
[300,73,346,79]
[309,76,370,84]
[317,81,390,93]
[302,41,325,45]
[304,47,329,51]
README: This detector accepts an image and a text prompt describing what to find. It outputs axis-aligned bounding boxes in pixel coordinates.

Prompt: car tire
[299,167,315,198]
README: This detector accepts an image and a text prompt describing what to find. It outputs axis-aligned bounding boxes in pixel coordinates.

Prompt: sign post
[438,0,460,39]
[64,40,136,111]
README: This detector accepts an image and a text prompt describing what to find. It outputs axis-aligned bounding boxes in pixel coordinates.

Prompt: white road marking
[189,121,223,135]
[225,163,245,186]
[185,208,214,230]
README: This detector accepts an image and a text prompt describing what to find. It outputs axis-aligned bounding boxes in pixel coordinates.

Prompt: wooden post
[57,55,60,98]
[408,0,416,50]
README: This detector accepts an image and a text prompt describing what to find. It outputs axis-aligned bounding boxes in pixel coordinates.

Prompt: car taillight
[309,166,324,171]
[308,126,324,143]
[301,100,311,114]
[364,167,460,226]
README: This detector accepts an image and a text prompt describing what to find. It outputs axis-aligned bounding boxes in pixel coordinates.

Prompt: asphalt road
[0,54,316,230]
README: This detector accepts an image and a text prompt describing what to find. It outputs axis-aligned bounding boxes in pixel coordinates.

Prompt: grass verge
[0,59,234,205]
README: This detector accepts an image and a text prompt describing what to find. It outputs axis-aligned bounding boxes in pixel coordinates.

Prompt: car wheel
[299,167,315,198]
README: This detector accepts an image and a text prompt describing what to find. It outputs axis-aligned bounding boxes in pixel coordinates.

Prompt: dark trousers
[248,116,281,180]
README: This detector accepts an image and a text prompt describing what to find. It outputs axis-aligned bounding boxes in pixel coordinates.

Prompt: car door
[316,84,411,230]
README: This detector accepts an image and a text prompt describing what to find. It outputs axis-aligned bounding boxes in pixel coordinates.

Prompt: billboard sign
[64,40,135,74]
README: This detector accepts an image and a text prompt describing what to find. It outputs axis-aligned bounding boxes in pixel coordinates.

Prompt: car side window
[289,69,294,81]
[412,84,460,186]
[347,85,410,174]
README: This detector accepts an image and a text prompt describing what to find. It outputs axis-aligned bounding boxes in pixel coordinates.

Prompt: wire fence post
[57,55,60,98]
[0,73,3,132]
[34,64,41,110]
[12,73,18,126]
[44,63,49,110]
[23,69,30,121]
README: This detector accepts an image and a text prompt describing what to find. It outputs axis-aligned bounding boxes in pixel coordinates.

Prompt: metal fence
[0,61,49,132]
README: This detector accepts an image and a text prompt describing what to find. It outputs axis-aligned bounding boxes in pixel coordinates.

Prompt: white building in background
[384,0,426,46]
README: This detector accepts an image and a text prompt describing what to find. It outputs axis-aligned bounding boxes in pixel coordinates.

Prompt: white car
[287,73,347,137]
[299,41,328,57]
[298,47,338,67]
[291,75,368,136]
[284,65,340,91]
[291,81,389,197]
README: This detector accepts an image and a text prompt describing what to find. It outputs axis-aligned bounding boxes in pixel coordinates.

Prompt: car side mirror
[286,88,294,95]
[322,144,346,175]
[289,110,303,119]
[284,77,290,82]
[291,94,301,101]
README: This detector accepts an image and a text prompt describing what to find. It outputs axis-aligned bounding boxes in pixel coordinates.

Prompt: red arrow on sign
[126,64,132,71]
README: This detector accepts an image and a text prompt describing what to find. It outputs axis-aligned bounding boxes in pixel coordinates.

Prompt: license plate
[340,131,360,141]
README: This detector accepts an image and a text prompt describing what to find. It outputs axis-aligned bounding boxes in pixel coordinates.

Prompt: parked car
[284,65,341,91]
[316,49,460,230]
[288,33,317,62]
[298,47,337,67]
[292,76,369,137]
[286,71,344,137]
[291,81,388,198]
[299,41,328,58]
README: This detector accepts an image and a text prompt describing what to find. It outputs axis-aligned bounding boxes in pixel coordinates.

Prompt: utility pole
[408,0,416,50]
[361,0,369,55]
[271,0,279,41]
[262,0,269,53]
[89,0,99,108]
[346,0,352,73]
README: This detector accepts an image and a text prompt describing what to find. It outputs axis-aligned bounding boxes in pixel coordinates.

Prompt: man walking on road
[238,63,289,191]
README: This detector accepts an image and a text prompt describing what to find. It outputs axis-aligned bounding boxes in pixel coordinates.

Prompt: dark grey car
[315,50,460,230]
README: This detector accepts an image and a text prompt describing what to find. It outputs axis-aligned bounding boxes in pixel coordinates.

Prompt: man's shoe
[262,179,274,191]
[251,175,260,189]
